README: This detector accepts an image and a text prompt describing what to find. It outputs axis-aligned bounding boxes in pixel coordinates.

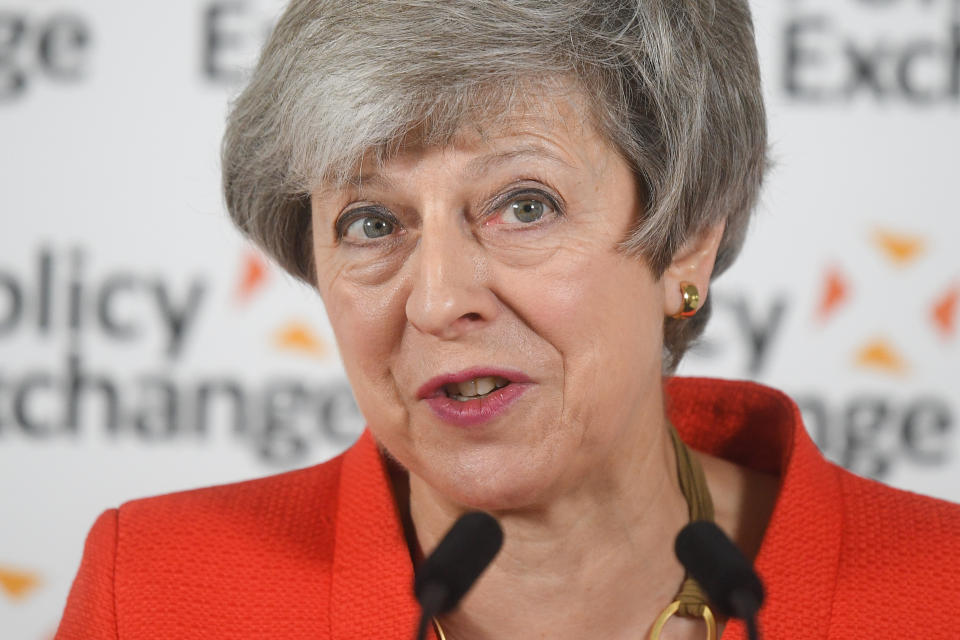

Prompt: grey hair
[222,0,767,373]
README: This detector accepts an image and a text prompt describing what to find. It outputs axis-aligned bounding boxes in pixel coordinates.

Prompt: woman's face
[311,99,672,510]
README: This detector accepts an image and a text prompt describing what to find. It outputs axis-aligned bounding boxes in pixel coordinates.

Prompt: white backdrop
[1,1,958,638]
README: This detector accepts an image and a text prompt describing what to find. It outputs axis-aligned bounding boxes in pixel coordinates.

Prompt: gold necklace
[649,425,718,640]
[432,617,447,640]
[430,425,717,640]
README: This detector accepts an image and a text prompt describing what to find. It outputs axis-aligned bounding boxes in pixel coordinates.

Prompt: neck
[406,416,694,640]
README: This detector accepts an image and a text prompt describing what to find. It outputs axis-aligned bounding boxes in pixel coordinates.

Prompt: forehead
[317,91,612,193]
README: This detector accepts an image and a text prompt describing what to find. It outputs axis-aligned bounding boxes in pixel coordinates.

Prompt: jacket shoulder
[829,469,960,635]
[836,469,960,556]
[110,453,347,636]
[119,451,346,534]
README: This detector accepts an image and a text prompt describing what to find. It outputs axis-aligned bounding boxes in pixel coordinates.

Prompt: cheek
[511,251,664,416]
[322,274,408,419]
[518,249,662,350]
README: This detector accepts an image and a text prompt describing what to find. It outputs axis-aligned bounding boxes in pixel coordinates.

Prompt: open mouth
[443,376,510,401]
[420,369,530,426]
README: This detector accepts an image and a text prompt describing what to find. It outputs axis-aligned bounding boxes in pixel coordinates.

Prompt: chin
[419,453,562,514]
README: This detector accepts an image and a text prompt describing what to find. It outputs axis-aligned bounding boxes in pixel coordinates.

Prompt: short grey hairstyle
[222,0,767,373]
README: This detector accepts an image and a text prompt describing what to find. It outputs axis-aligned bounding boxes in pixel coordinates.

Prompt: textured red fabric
[55,378,960,639]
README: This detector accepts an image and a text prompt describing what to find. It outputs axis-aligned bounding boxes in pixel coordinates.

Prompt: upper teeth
[445,376,509,399]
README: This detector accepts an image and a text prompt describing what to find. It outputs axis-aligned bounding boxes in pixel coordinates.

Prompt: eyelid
[486,185,564,221]
[334,205,399,241]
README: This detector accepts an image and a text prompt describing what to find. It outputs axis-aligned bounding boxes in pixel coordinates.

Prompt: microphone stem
[414,614,433,640]
[730,590,761,640]
[744,614,760,640]
[414,582,447,640]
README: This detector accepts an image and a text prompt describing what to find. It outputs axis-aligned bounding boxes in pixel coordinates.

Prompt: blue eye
[509,199,545,223]
[489,186,562,227]
[358,217,393,238]
[338,211,397,242]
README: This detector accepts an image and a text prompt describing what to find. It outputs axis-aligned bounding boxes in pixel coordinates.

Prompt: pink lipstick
[417,368,532,427]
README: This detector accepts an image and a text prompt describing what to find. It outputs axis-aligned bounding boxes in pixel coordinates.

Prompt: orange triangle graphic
[854,339,908,374]
[872,229,926,266]
[932,285,958,337]
[0,566,41,600]
[274,322,327,358]
[817,266,849,321]
[235,251,268,303]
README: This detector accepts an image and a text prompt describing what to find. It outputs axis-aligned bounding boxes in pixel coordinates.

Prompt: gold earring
[672,282,700,319]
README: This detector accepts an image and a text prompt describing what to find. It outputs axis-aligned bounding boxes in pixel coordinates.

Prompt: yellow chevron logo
[0,566,42,600]
[872,229,926,266]
[854,338,908,375]
[274,321,328,358]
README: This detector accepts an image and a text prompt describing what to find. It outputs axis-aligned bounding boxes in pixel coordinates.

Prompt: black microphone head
[674,520,764,619]
[414,511,504,615]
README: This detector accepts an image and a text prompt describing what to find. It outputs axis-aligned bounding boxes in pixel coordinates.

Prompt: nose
[404,220,499,340]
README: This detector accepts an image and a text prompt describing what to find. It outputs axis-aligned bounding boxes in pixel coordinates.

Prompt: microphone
[675,521,764,640]
[413,511,504,640]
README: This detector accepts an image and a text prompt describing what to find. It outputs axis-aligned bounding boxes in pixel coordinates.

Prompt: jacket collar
[667,377,842,639]
[330,429,431,639]
[331,378,841,639]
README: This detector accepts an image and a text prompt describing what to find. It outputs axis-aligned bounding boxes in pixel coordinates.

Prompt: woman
[56,1,960,638]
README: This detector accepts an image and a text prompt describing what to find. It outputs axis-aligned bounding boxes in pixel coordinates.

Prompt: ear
[661,220,726,317]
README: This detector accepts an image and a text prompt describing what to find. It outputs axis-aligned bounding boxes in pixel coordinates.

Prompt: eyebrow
[463,144,576,178]
[341,170,396,192]
[337,143,575,193]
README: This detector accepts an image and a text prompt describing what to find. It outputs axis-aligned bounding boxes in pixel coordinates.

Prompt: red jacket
[55,378,960,639]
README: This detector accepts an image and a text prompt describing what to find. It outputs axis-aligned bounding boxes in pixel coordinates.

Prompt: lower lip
[424,383,531,427]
